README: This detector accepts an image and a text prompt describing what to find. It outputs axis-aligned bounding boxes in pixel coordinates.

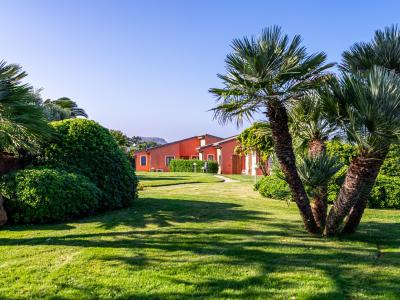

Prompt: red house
[134,134,268,175]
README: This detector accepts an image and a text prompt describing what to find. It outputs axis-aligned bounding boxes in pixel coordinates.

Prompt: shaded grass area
[137,171,223,187]
[0,174,399,299]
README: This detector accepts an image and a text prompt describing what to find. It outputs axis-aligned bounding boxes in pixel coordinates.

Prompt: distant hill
[139,137,167,145]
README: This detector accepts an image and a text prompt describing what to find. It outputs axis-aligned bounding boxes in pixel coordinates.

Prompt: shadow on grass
[1,223,399,298]
[87,197,270,230]
[1,195,399,299]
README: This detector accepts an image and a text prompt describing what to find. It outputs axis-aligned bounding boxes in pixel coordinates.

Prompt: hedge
[256,141,400,209]
[41,119,138,210]
[169,159,218,173]
[0,168,101,224]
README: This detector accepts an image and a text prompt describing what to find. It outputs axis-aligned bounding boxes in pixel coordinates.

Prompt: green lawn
[0,173,399,299]
[137,171,224,187]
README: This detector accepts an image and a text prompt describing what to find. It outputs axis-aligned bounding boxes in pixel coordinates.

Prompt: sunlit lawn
[0,172,399,299]
[137,171,224,187]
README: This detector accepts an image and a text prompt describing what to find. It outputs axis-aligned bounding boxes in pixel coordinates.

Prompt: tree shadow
[1,195,399,299]
[85,197,271,230]
[1,222,399,298]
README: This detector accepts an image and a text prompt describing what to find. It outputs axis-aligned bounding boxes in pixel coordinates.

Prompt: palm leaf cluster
[321,66,400,152]
[210,25,334,126]
[297,154,342,195]
[342,25,400,73]
[0,62,53,153]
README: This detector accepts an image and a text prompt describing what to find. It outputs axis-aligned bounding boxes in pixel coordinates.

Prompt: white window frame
[165,155,175,166]
[140,155,147,166]
[207,154,214,161]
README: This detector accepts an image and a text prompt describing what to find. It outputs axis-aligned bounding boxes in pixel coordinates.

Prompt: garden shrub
[0,167,101,224]
[258,142,400,209]
[255,175,291,200]
[369,175,400,209]
[169,159,218,173]
[41,119,137,210]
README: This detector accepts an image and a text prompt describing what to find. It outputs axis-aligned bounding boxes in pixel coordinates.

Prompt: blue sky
[1,0,399,141]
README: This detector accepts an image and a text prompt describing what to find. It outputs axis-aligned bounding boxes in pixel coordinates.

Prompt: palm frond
[210,25,334,125]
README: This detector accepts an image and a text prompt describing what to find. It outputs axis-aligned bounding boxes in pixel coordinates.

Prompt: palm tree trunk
[0,195,7,226]
[341,150,388,234]
[324,149,387,236]
[267,102,318,233]
[308,138,328,232]
[311,186,328,230]
[308,139,326,157]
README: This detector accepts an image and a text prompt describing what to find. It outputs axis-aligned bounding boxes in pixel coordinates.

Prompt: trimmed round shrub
[42,119,138,210]
[255,175,291,200]
[0,168,100,224]
[169,159,218,173]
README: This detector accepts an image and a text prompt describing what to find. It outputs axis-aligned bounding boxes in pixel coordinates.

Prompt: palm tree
[321,67,400,236]
[339,25,400,233]
[288,92,338,156]
[288,92,339,230]
[210,26,334,233]
[342,25,400,73]
[42,97,88,121]
[0,62,53,159]
[0,61,53,225]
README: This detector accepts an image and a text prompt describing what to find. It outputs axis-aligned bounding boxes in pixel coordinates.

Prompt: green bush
[169,159,218,173]
[0,168,101,224]
[42,119,138,210]
[255,175,291,200]
[369,175,400,209]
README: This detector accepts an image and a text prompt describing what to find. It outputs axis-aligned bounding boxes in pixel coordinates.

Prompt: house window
[140,156,147,166]
[207,154,214,161]
[165,155,175,166]
[191,156,199,160]
[180,156,189,160]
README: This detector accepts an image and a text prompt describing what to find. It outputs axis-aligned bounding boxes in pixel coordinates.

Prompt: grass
[137,171,224,187]
[0,172,399,299]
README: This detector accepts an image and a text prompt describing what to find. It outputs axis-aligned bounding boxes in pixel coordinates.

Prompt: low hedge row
[169,159,218,173]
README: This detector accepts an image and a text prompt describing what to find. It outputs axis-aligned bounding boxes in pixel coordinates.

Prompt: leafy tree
[236,122,273,175]
[210,26,333,233]
[37,96,88,121]
[109,129,130,152]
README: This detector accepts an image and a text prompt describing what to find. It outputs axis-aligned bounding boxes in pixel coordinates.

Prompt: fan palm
[342,25,400,73]
[288,92,340,230]
[339,24,400,234]
[0,63,53,158]
[288,91,338,156]
[297,154,342,229]
[210,26,334,233]
[321,67,400,236]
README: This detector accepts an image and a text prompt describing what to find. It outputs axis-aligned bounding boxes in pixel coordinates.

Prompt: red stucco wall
[219,139,243,174]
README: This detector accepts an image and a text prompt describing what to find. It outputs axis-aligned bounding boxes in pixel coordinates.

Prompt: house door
[232,155,242,174]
